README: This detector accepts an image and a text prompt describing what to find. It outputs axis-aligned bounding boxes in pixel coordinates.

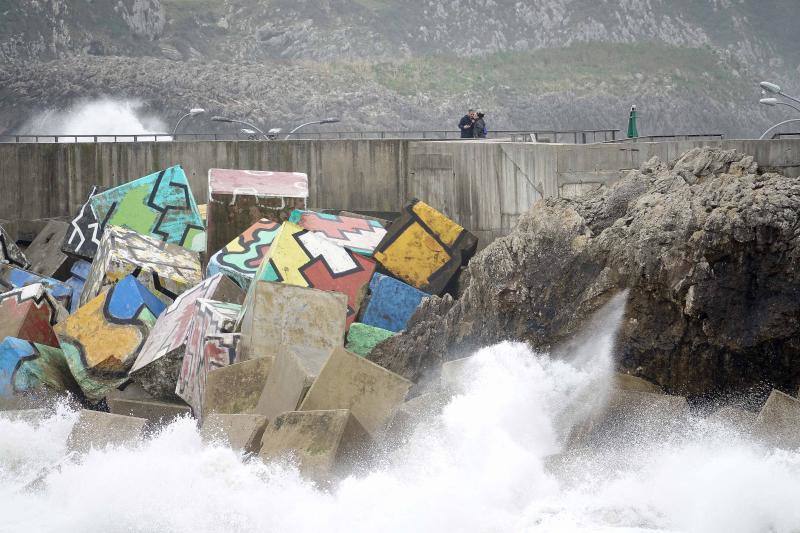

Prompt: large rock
[371,149,800,398]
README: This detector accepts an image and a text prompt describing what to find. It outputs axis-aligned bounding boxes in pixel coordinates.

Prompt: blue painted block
[361,273,430,333]
[0,337,76,397]
[0,264,73,311]
[64,260,92,313]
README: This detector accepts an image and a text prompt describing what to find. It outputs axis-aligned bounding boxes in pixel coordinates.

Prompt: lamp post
[759,118,800,140]
[759,97,800,114]
[284,118,341,140]
[760,81,800,105]
[211,116,269,140]
[172,108,206,136]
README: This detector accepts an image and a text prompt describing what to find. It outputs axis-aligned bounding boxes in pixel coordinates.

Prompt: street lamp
[759,81,800,105]
[211,116,269,140]
[759,97,800,114]
[172,108,206,136]
[284,117,341,140]
[760,118,800,140]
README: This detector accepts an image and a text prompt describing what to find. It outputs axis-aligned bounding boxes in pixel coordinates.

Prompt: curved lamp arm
[759,118,800,140]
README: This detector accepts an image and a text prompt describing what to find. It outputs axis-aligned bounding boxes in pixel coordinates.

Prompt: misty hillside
[1,0,798,137]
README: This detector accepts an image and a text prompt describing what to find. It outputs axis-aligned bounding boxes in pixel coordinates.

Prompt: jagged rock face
[370,148,800,399]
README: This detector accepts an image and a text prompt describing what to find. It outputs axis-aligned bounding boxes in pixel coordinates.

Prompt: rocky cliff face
[370,148,800,401]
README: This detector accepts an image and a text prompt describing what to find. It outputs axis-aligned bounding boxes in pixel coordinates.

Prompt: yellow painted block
[267,222,312,287]
[374,221,450,288]
[411,201,464,247]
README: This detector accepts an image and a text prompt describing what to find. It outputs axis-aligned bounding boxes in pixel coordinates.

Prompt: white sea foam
[1,294,799,532]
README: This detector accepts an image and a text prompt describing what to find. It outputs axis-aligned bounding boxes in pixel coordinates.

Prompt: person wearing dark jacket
[472,112,487,138]
[459,109,477,138]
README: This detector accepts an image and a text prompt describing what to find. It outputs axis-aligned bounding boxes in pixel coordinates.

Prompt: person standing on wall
[472,111,487,139]
[459,109,477,138]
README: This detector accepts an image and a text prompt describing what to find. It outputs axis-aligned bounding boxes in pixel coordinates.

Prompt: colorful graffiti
[206,168,308,257]
[250,221,376,326]
[373,199,478,294]
[345,322,395,357]
[62,186,104,260]
[288,210,387,256]
[63,260,91,314]
[0,337,77,397]
[0,264,74,311]
[55,275,166,400]
[206,219,281,289]
[129,273,243,399]
[0,224,29,269]
[361,273,430,332]
[89,166,206,252]
[0,284,68,348]
[80,225,202,307]
[175,299,241,416]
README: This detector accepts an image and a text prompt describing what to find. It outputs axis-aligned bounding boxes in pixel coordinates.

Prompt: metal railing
[0,129,620,144]
[772,132,800,139]
[607,133,726,143]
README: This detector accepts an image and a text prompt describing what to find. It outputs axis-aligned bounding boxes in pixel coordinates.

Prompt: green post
[627,105,639,138]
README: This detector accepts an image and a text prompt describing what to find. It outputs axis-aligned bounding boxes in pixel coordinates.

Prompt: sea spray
[1,293,799,532]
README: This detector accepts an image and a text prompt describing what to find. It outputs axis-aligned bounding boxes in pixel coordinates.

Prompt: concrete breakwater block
[24,220,72,279]
[373,199,478,295]
[0,266,73,317]
[0,337,78,397]
[754,389,800,449]
[175,299,242,416]
[129,274,243,400]
[206,168,308,258]
[203,357,273,419]
[238,281,347,362]
[63,260,91,314]
[360,273,430,333]
[89,166,206,252]
[614,373,663,394]
[249,221,375,327]
[258,409,369,482]
[254,346,325,424]
[107,397,192,428]
[61,185,104,261]
[80,225,202,307]
[67,409,147,453]
[0,223,29,269]
[300,347,411,437]
[345,323,395,357]
[707,405,757,432]
[386,391,452,442]
[55,275,166,400]
[0,283,68,348]
[288,209,387,256]
[206,219,281,289]
[200,413,268,454]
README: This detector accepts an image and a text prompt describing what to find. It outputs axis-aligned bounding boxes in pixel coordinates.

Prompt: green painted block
[345,323,395,357]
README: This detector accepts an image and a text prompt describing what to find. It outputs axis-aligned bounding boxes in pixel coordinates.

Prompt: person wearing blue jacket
[459,109,477,138]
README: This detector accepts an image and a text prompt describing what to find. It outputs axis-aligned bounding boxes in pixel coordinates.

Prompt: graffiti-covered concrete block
[0,223,29,269]
[200,413,268,454]
[203,357,272,419]
[89,166,205,252]
[175,299,242,416]
[0,284,67,348]
[239,281,347,362]
[249,221,375,326]
[373,199,478,294]
[129,274,243,400]
[258,409,369,482]
[361,273,429,332]
[67,410,146,453]
[345,323,395,357]
[206,218,280,289]
[63,260,91,314]
[288,210,387,256]
[0,337,78,397]
[206,168,308,258]
[0,264,73,311]
[80,225,202,307]
[62,186,104,260]
[55,275,166,400]
[299,347,411,437]
[24,220,72,279]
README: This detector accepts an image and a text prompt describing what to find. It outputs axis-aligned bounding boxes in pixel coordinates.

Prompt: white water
[1,296,800,533]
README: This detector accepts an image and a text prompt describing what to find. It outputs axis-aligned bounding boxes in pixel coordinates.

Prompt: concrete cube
[129,274,243,400]
[67,409,147,453]
[254,347,323,423]
[203,357,273,419]
[238,281,347,362]
[107,397,192,428]
[373,199,478,294]
[55,275,166,400]
[754,390,800,449]
[24,220,72,278]
[206,219,281,288]
[0,283,68,348]
[89,165,206,252]
[300,347,411,437]
[0,222,29,269]
[288,209,387,256]
[0,337,77,397]
[258,409,369,482]
[206,168,308,258]
[386,391,452,441]
[345,322,395,357]
[200,413,268,454]
[614,373,663,394]
[360,273,430,332]
[707,405,757,432]
[80,225,202,307]
[0,264,74,311]
[61,185,104,260]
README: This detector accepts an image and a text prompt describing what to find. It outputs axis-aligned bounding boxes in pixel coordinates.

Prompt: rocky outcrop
[370,148,800,399]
